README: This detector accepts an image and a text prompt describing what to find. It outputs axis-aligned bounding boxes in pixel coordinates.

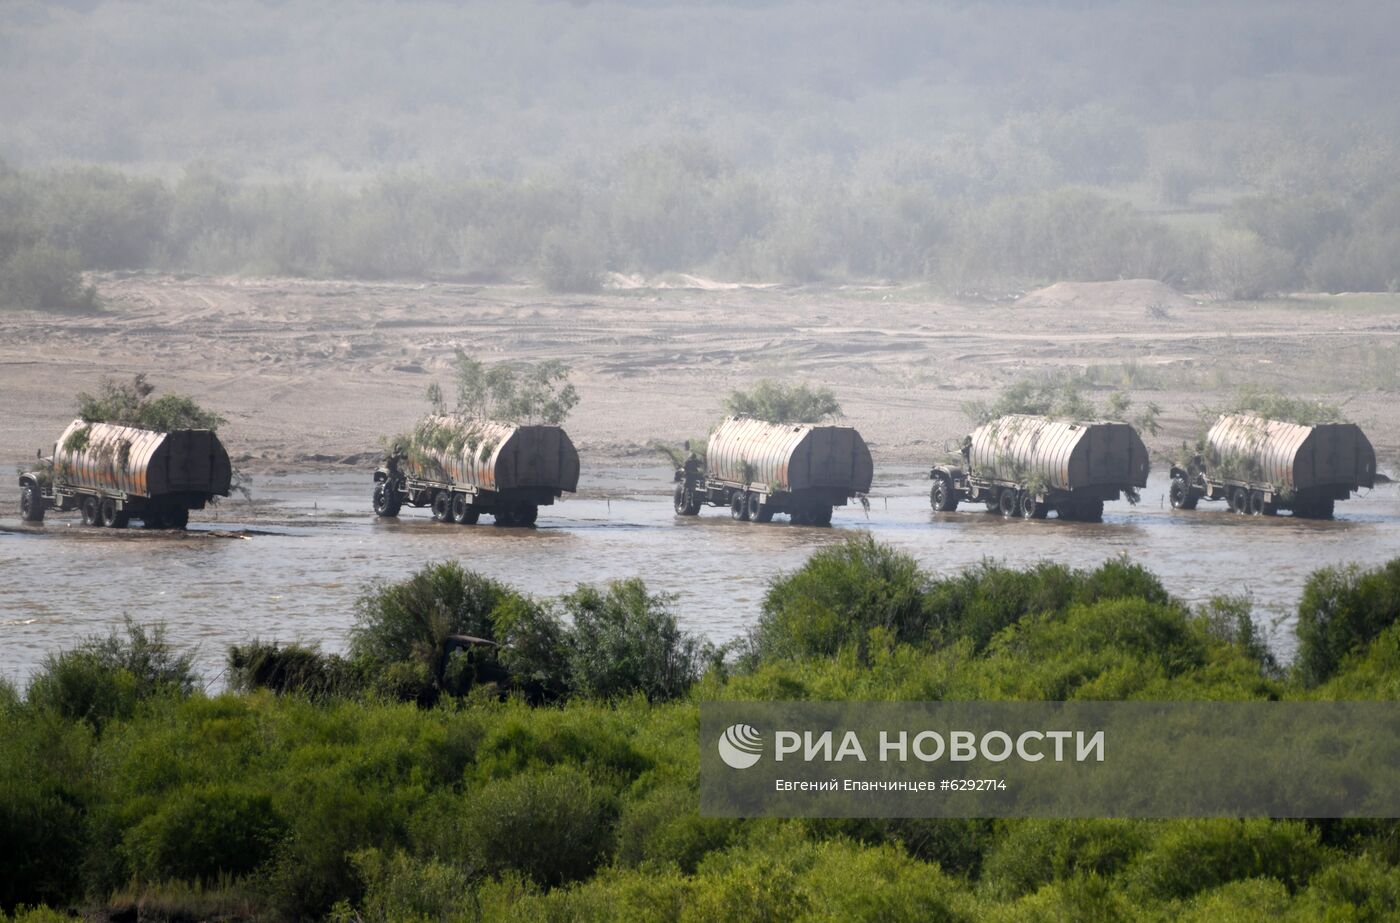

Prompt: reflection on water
[2,466,1396,685]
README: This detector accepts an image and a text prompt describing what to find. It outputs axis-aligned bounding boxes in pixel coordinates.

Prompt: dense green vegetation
[723,380,843,425]
[3,2,1400,303]
[960,375,1162,436]
[5,544,1400,920]
[74,374,227,432]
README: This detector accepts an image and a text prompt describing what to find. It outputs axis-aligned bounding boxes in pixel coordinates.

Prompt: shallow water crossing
[2,466,1396,685]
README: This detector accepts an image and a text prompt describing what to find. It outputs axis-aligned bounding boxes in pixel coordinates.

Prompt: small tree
[75,374,225,431]
[452,354,579,424]
[723,380,841,424]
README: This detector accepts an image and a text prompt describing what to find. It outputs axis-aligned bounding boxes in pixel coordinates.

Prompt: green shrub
[0,242,96,312]
[492,596,573,703]
[346,848,473,923]
[26,619,196,727]
[722,380,842,424]
[563,579,706,702]
[76,374,226,431]
[459,766,617,887]
[615,783,735,872]
[1294,561,1400,686]
[1293,854,1400,920]
[351,562,520,697]
[753,535,927,660]
[266,779,399,919]
[1127,819,1323,901]
[227,641,361,699]
[0,710,92,911]
[120,784,283,882]
[538,226,604,293]
[981,820,1146,899]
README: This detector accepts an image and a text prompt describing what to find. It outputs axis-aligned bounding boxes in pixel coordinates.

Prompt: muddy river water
[2,466,1397,686]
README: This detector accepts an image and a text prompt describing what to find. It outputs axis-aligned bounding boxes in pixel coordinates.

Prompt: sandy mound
[1017,279,1199,312]
[605,272,777,291]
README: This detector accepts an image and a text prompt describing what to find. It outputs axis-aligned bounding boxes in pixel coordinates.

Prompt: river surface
[2,466,1397,686]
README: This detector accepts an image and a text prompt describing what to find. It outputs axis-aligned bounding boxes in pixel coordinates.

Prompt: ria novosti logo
[717,724,764,769]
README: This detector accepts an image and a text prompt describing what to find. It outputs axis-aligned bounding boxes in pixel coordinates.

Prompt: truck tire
[1169,475,1198,510]
[494,509,517,526]
[673,484,692,515]
[790,509,810,525]
[984,497,1000,514]
[373,481,402,517]
[746,493,763,521]
[1248,490,1266,516]
[431,491,453,523]
[20,483,44,522]
[81,495,100,526]
[997,489,1018,518]
[451,493,473,524]
[731,493,750,522]
[1229,488,1250,515]
[930,476,959,512]
[1020,493,1046,519]
[515,505,539,526]
[1297,497,1334,520]
[755,502,774,523]
[100,498,128,529]
[167,507,189,530]
[813,505,833,526]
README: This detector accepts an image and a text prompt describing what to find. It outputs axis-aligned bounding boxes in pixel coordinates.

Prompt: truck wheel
[99,499,128,529]
[515,506,539,527]
[998,490,1018,518]
[20,483,44,522]
[790,509,809,525]
[166,507,189,530]
[431,491,453,522]
[930,477,959,512]
[675,484,700,516]
[1020,494,1046,519]
[451,493,473,524]
[373,482,402,517]
[460,507,480,525]
[1169,476,1198,510]
[1229,488,1250,515]
[731,493,750,522]
[813,505,833,526]
[494,509,517,526]
[746,493,763,521]
[984,497,1000,514]
[1247,490,1266,516]
[81,495,100,526]
[755,503,774,523]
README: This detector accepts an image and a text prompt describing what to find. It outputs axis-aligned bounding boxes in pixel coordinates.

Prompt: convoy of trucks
[929,415,1151,522]
[18,419,232,529]
[12,406,1387,530]
[672,416,873,524]
[1169,414,1377,519]
[371,416,579,526]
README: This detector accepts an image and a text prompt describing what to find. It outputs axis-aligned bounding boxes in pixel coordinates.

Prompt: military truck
[18,419,232,529]
[373,416,579,526]
[673,416,873,525]
[929,414,1150,522]
[1169,414,1375,519]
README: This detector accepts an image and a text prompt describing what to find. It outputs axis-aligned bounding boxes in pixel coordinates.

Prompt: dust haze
[2,0,1399,471]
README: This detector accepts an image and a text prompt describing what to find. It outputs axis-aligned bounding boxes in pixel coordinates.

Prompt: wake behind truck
[373,416,579,526]
[929,414,1150,522]
[18,419,232,529]
[673,416,873,525]
[1170,414,1375,519]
